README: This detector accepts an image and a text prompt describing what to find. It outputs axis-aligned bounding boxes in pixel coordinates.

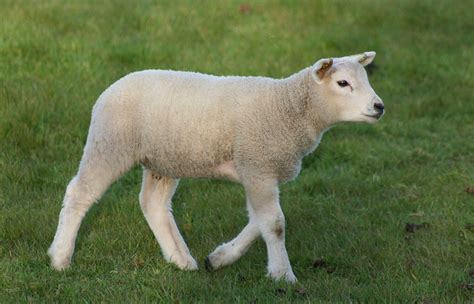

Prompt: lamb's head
[310,51,384,124]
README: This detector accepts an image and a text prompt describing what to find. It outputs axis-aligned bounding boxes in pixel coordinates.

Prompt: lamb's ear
[312,58,333,84]
[357,51,376,66]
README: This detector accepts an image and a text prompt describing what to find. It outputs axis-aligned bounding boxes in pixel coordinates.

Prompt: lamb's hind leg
[139,169,197,270]
[48,153,131,270]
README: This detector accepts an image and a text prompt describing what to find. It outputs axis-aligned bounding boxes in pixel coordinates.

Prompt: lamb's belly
[142,154,239,182]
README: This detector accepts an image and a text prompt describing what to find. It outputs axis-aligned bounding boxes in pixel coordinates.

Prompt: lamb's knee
[273,224,284,239]
[261,214,285,240]
[62,177,96,215]
[272,217,285,239]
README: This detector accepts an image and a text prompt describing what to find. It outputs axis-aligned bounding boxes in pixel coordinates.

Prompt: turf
[1,0,473,302]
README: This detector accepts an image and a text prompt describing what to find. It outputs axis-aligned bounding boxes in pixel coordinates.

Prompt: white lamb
[48,51,384,283]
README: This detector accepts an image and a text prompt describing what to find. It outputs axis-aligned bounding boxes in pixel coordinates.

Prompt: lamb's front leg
[243,178,297,283]
[206,200,260,270]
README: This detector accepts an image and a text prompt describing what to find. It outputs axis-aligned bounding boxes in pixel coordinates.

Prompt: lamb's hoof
[48,247,72,271]
[170,256,198,271]
[267,270,297,283]
[204,256,214,272]
[182,259,199,271]
[50,257,71,271]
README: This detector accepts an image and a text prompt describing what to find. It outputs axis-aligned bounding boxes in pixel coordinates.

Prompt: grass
[1,0,473,302]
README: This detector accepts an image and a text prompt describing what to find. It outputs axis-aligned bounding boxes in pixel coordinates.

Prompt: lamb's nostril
[374,103,384,112]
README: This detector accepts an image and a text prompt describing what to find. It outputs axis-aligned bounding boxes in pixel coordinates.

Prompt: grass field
[1,0,473,302]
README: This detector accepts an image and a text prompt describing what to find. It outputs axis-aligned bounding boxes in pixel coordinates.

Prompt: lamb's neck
[273,68,332,140]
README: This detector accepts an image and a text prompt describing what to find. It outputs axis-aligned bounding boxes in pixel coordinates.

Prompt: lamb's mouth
[364,113,383,119]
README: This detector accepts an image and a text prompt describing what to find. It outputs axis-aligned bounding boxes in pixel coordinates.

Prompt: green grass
[1,0,473,302]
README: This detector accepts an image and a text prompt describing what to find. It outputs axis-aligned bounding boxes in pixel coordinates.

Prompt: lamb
[48,51,384,283]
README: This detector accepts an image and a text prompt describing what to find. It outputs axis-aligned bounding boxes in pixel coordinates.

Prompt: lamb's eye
[337,80,349,87]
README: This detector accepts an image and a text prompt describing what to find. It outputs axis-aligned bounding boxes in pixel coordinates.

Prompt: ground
[1,0,473,302]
